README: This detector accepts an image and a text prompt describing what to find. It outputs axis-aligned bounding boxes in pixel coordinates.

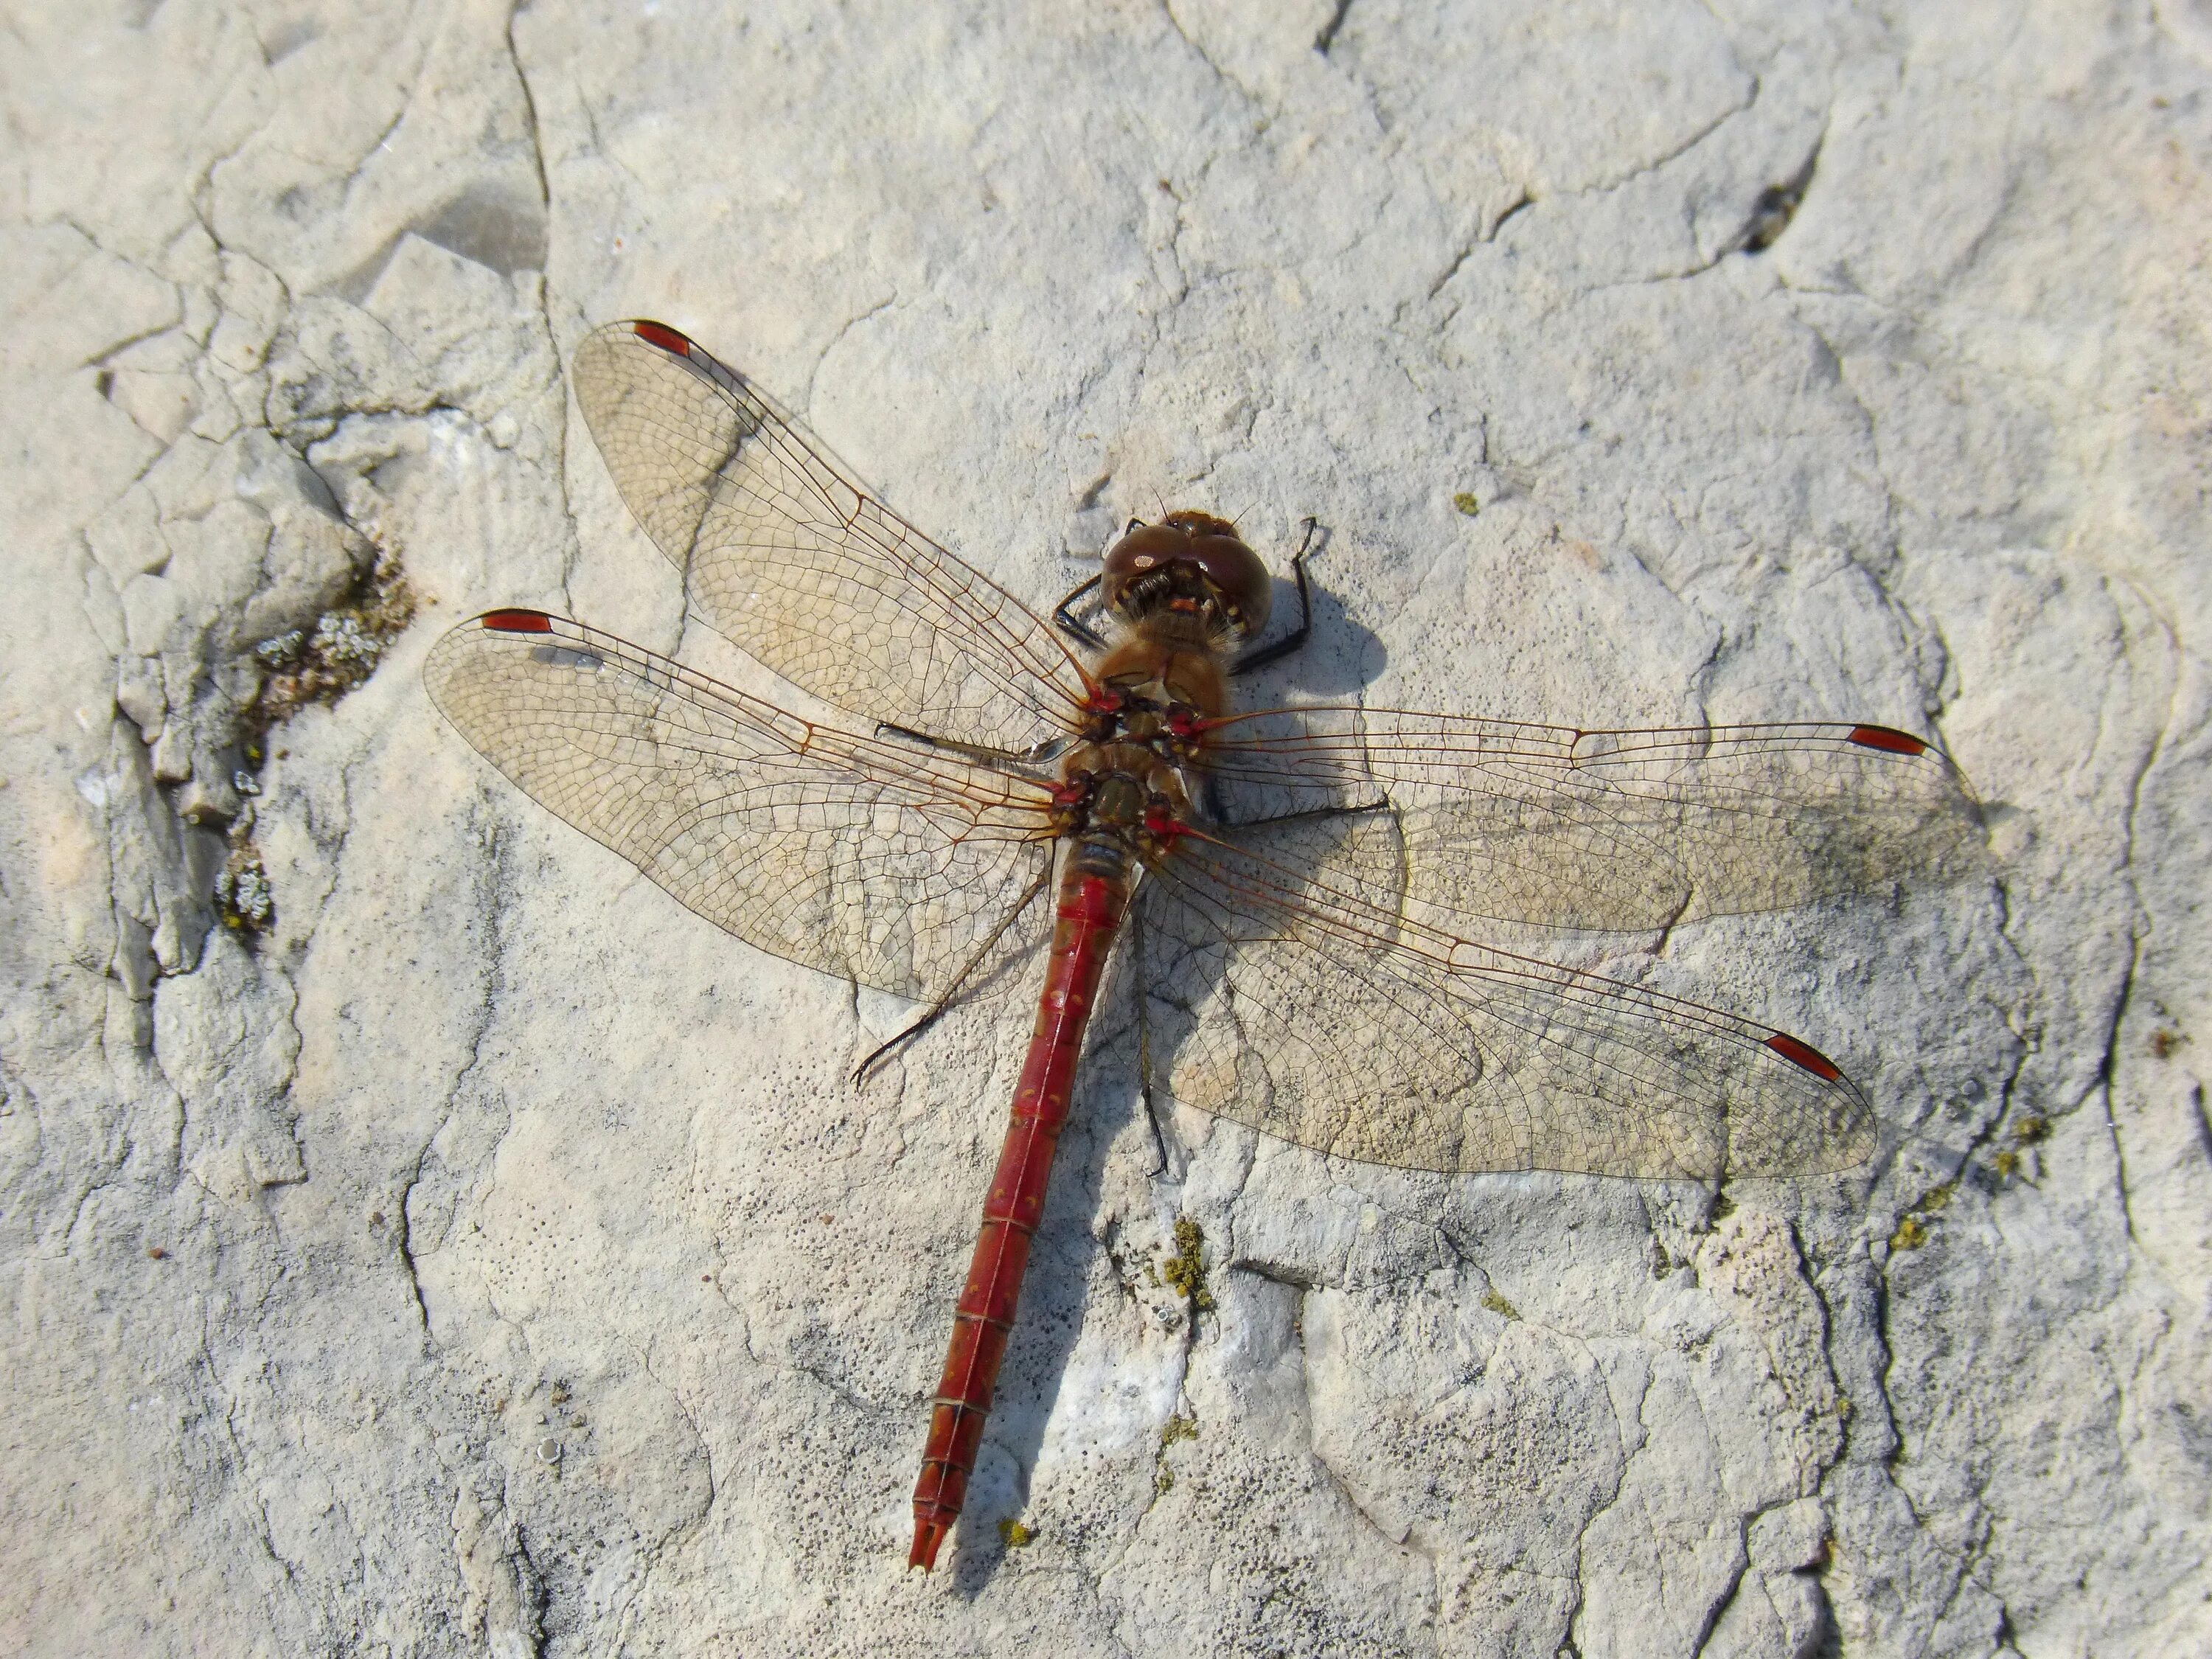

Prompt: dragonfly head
[1102,511,1273,645]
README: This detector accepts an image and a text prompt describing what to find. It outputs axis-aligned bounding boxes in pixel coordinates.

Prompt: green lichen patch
[218,553,414,934]
[1452,490,1481,516]
[214,830,274,933]
[1161,1414,1197,1447]
[1481,1286,1521,1321]
[246,552,415,742]
[1992,1113,2056,1184]
[996,1517,1034,1550]
[1161,1217,1214,1314]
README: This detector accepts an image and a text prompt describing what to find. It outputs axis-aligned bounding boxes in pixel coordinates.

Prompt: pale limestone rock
[2,3,2208,1656]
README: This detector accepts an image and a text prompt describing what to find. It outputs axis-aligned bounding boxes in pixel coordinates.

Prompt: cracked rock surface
[4,3,2208,1655]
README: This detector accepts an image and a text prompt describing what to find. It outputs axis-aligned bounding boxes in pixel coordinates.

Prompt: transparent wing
[1198,709,1982,933]
[570,319,1093,754]
[424,611,1057,1004]
[1135,810,1877,1180]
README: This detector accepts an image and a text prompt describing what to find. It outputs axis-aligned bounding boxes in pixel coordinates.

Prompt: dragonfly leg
[1128,906,1175,1178]
[1052,572,1107,650]
[1208,799,1394,835]
[874,721,1070,782]
[1230,517,1321,676]
[854,1004,953,1087]
[1193,773,1226,829]
[853,869,1054,1085]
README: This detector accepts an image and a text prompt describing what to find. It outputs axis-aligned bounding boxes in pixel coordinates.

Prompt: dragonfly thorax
[1093,634,1231,722]
[1053,740,1193,856]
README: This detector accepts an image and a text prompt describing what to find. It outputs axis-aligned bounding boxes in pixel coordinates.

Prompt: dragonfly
[424,319,1980,1572]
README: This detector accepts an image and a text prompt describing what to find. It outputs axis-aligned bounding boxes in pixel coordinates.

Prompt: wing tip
[1737,1038,1881,1178]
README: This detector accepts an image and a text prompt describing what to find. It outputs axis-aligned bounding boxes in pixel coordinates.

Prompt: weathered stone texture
[3,3,2206,1654]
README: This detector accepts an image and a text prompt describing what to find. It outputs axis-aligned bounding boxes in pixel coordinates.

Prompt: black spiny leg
[1057,518,1148,649]
[1130,904,1174,1179]
[851,869,1053,1085]
[1231,517,1321,677]
[1053,572,1107,650]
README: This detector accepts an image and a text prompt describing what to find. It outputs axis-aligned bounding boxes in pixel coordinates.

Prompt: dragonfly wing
[425,611,1057,1004]
[1201,708,1982,932]
[1135,812,1876,1180]
[570,320,1093,755]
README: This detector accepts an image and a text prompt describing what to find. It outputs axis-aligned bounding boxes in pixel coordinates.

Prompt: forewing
[1135,813,1876,1180]
[424,611,1057,1004]
[569,320,1093,754]
[1200,709,1981,933]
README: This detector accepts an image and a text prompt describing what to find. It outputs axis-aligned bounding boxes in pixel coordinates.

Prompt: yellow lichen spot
[1993,1149,2020,1179]
[1889,1179,1958,1247]
[1161,1414,1197,1447]
[2012,1115,2050,1145]
[997,1517,1034,1550]
[1452,491,1481,517]
[1155,1468,1175,1495]
[1481,1287,1520,1321]
[1161,1217,1214,1313]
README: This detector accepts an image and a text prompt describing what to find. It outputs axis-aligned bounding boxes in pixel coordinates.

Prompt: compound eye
[1100,524,1189,613]
[1101,514,1273,636]
[1184,534,1272,636]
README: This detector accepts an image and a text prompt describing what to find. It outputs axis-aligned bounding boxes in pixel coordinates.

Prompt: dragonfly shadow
[941,1053,1141,1597]
[1243,576,1386,702]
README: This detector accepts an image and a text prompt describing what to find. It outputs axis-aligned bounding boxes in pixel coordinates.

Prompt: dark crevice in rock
[1741,139,1823,255]
[239,550,416,754]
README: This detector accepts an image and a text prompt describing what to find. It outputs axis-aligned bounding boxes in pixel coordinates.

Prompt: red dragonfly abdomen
[910,847,1135,1570]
